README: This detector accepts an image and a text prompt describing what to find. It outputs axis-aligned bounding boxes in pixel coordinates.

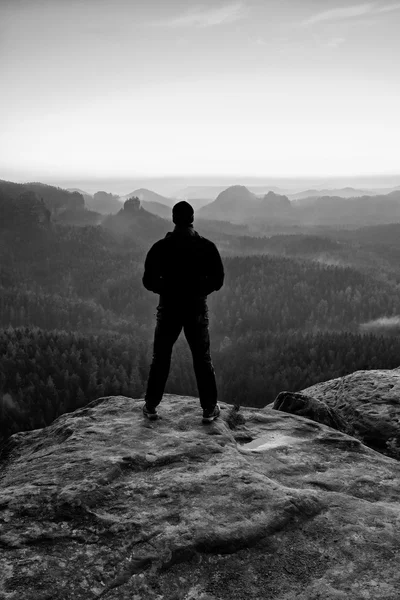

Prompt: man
[142,201,224,423]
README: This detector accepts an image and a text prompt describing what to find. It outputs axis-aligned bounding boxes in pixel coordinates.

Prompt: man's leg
[145,306,182,408]
[183,304,218,411]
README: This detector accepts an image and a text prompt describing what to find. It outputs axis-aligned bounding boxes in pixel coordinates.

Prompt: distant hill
[297,191,400,227]
[175,185,283,204]
[182,197,212,210]
[0,180,103,228]
[120,188,173,207]
[0,179,99,227]
[66,188,93,204]
[119,188,216,214]
[86,191,123,215]
[175,186,226,201]
[141,200,171,220]
[25,182,85,216]
[197,186,294,223]
[0,180,85,217]
[250,186,287,196]
[101,195,251,248]
[197,185,259,221]
[255,191,293,221]
[101,197,170,247]
[289,187,372,202]
[196,183,400,229]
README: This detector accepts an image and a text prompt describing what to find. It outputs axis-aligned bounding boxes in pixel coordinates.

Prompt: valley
[1,177,400,441]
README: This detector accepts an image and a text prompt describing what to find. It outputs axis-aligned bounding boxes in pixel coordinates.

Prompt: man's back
[143,226,224,301]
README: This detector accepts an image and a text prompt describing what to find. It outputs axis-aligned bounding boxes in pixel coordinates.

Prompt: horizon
[1,0,399,182]
[3,173,400,198]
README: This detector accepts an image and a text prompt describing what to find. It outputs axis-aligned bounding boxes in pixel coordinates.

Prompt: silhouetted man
[142,201,224,423]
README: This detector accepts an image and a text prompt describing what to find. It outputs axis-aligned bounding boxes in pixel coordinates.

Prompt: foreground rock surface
[1,393,400,599]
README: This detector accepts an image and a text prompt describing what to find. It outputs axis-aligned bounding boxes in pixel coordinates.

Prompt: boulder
[1,394,400,599]
[301,368,400,455]
[273,391,350,434]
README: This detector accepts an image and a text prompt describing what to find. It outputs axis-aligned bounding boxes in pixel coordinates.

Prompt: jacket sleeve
[203,243,224,295]
[142,243,163,294]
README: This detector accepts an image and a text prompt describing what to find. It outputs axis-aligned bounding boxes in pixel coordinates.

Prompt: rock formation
[101,198,169,247]
[123,197,141,213]
[1,387,400,599]
[297,368,400,455]
[273,390,349,434]
[122,189,173,209]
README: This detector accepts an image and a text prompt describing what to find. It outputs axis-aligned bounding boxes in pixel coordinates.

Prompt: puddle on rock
[243,432,305,451]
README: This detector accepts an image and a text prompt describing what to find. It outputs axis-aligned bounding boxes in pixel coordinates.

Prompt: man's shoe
[143,403,159,421]
[202,403,220,424]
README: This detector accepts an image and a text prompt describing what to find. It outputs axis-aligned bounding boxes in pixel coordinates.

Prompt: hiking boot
[202,403,220,424]
[143,403,159,421]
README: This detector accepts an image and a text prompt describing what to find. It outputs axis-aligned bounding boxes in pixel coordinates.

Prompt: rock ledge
[1,393,400,599]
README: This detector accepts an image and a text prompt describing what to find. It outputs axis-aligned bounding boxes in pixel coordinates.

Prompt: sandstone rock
[124,197,141,213]
[301,368,400,455]
[273,391,350,434]
[1,394,400,599]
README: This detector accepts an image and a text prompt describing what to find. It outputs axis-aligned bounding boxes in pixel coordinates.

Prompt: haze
[1,0,399,184]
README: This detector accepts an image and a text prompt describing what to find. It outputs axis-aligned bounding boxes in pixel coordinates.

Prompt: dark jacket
[142,226,224,301]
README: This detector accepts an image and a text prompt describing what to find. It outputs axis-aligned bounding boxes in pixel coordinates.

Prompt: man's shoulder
[149,235,172,250]
[150,230,218,253]
[195,233,217,250]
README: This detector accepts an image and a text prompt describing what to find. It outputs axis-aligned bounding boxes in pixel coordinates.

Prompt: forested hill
[220,229,400,286]
[3,247,400,442]
[210,255,400,339]
[2,214,400,338]
[0,189,50,231]
[0,179,84,216]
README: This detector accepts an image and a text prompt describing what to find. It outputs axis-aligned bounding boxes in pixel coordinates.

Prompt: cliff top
[1,373,400,599]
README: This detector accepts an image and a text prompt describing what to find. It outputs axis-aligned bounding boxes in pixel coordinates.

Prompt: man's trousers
[145,300,218,410]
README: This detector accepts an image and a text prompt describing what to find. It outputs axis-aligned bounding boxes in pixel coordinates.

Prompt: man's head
[172,201,194,226]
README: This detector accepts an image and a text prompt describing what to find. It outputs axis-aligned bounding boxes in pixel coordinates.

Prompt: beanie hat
[172,201,194,225]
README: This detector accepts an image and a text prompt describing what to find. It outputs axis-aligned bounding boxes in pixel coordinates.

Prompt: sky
[1,0,399,187]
